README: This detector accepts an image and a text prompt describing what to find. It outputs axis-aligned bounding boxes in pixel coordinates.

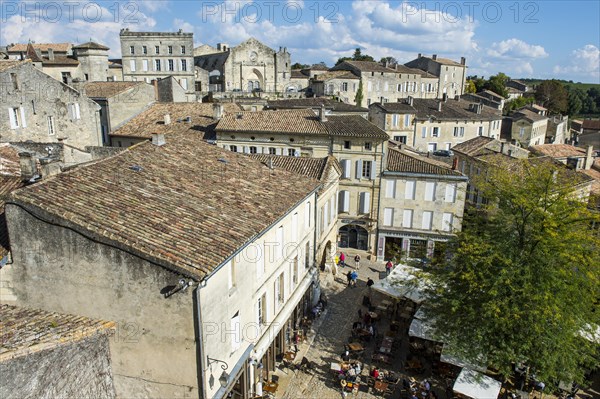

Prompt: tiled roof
[83,81,147,98]
[40,56,79,66]
[0,60,28,72]
[111,102,243,138]
[375,99,502,121]
[309,64,329,71]
[0,143,22,176]
[386,148,463,176]
[421,56,463,66]
[480,90,506,100]
[8,43,71,53]
[393,64,433,77]
[72,41,109,50]
[326,115,389,139]
[247,155,330,180]
[452,136,497,156]
[312,70,359,81]
[581,163,600,196]
[371,102,416,113]
[332,61,396,73]
[0,304,114,360]
[512,109,548,123]
[529,144,586,158]
[9,132,321,279]
[291,69,309,79]
[582,119,600,130]
[266,98,368,112]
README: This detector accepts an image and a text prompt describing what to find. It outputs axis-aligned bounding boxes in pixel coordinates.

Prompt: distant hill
[517,79,600,91]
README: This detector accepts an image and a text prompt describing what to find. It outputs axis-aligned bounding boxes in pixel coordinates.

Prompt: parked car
[432,149,453,157]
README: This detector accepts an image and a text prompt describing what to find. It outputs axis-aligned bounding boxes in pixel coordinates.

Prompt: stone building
[194,38,291,94]
[71,41,110,82]
[119,29,195,96]
[247,154,341,270]
[215,108,389,253]
[311,70,360,103]
[266,97,368,117]
[377,148,467,261]
[109,102,243,147]
[368,97,503,152]
[0,304,116,399]
[6,42,72,60]
[529,144,596,171]
[81,81,156,144]
[404,54,467,99]
[5,131,322,399]
[545,114,569,144]
[509,108,549,147]
[0,60,102,164]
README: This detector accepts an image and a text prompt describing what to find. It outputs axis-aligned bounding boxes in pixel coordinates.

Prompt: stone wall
[5,204,199,399]
[0,334,116,399]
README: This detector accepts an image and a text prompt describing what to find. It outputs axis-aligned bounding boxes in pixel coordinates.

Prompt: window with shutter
[385,180,396,198]
[305,201,311,228]
[425,182,436,201]
[20,107,26,128]
[442,213,453,231]
[8,107,19,129]
[329,199,335,224]
[422,211,433,230]
[445,183,456,203]
[383,208,393,226]
[355,160,363,179]
[402,210,413,228]
[405,180,416,200]
[359,192,371,214]
[129,60,136,72]
[338,191,349,213]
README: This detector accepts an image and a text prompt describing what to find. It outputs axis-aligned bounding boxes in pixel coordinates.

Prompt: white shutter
[370,161,376,180]
[383,208,393,226]
[445,183,456,203]
[329,198,335,223]
[342,159,351,179]
[405,180,415,200]
[385,180,396,198]
[19,107,26,128]
[181,78,188,90]
[142,59,148,71]
[75,103,80,119]
[422,211,433,230]
[403,210,413,228]
[323,202,329,228]
[359,192,371,213]
[339,191,349,212]
[355,160,363,179]
[425,182,436,201]
[442,213,453,232]
[8,108,17,129]
[243,146,249,154]
[130,59,136,72]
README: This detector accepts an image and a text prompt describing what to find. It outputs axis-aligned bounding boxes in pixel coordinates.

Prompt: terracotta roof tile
[452,136,496,156]
[10,132,320,279]
[111,102,243,138]
[72,41,109,50]
[312,70,359,81]
[512,109,547,122]
[0,304,114,360]
[266,98,367,113]
[332,61,396,73]
[247,155,329,181]
[375,98,502,121]
[0,60,28,72]
[529,144,587,158]
[83,81,148,98]
[386,149,463,176]
[8,43,71,53]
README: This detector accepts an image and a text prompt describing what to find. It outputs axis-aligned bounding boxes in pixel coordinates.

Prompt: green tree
[291,62,309,70]
[464,80,477,94]
[336,48,375,65]
[567,88,585,116]
[380,56,398,66]
[423,158,600,386]
[535,80,568,114]
[354,78,364,107]
[504,96,534,114]
[484,73,510,98]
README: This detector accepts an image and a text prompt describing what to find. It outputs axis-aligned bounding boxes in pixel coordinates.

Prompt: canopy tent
[579,323,600,344]
[452,368,502,399]
[440,345,487,373]
[371,264,430,303]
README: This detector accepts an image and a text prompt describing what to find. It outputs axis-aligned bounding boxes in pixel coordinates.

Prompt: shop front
[376,230,452,262]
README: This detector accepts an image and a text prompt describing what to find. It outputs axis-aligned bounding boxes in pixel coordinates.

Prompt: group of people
[403,378,438,399]
[336,252,362,270]
[346,270,358,287]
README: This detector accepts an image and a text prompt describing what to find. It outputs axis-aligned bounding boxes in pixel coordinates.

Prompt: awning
[408,309,441,342]
[440,345,487,373]
[452,368,502,399]
[371,264,429,303]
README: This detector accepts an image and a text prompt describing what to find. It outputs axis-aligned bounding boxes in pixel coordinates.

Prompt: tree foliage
[504,96,535,114]
[567,86,600,116]
[423,159,600,386]
[380,56,398,66]
[484,73,510,98]
[336,48,375,65]
[535,80,568,114]
[291,62,309,70]
[354,78,364,108]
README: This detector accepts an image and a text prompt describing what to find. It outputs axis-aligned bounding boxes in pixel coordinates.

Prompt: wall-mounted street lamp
[207,356,229,388]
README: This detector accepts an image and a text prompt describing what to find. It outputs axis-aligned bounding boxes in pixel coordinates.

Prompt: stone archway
[245,68,264,92]
[320,240,332,271]
[339,225,369,250]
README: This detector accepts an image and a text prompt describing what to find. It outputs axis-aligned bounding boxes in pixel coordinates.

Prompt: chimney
[460,57,466,65]
[164,114,171,125]
[47,48,55,61]
[418,53,422,58]
[152,79,159,100]
[432,54,437,60]
[152,133,166,146]
[383,60,388,68]
[437,101,442,112]
[18,152,37,182]
[319,105,327,122]
[213,103,224,120]
[452,157,458,170]
[584,145,594,170]
[477,103,483,115]
[39,158,61,179]
[500,142,505,154]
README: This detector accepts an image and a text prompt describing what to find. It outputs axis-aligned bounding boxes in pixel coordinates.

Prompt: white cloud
[554,45,600,82]
[487,38,548,59]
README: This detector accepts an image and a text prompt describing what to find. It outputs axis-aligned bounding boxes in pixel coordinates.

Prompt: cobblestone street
[274,250,446,399]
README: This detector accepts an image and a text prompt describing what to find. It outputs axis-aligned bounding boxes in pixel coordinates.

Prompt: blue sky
[1,0,599,82]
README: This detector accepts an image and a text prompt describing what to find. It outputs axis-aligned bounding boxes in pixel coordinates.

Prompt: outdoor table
[372,353,392,364]
[405,359,423,371]
[283,351,296,362]
[369,311,379,320]
[263,382,278,394]
[374,380,389,393]
[330,362,341,372]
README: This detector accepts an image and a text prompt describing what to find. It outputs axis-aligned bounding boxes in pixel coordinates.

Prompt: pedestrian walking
[339,252,346,267]
[346,270,353,287]
[385,260,393,276]
[366,277,374,288]
[350,270,358,288]
[354,254,361,270]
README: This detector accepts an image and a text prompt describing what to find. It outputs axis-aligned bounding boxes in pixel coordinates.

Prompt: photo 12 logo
[1,1,142,24]
[200,1,340,24]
